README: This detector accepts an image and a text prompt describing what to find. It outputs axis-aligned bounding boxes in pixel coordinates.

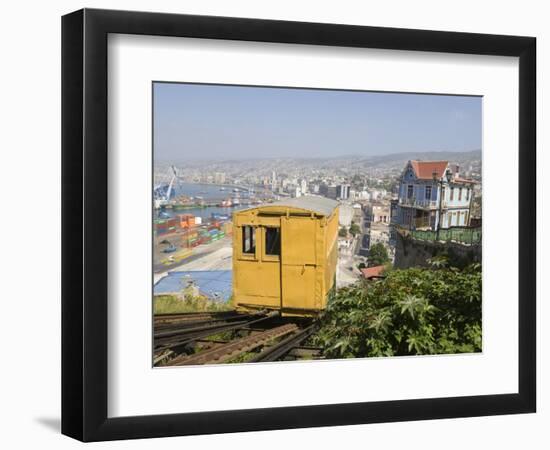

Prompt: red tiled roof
[361,265,386,279]
[410,160,449,180]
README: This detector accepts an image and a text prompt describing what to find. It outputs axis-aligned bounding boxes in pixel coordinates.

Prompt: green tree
[338,227,348,237]
[349,222,361,237]
[367,243,389,267]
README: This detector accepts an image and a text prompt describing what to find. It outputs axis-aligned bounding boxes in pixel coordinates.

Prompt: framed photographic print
[61,8,536,442]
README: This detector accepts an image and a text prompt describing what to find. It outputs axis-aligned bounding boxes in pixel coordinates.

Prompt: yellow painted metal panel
[234,260,280,308]
[281,216,318,310]
[232,201,338,316]
[281,265,316,310]
[281,216,317,265]
[255,215,280,226]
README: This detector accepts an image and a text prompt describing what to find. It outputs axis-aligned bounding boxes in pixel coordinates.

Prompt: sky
[153,82,481,161]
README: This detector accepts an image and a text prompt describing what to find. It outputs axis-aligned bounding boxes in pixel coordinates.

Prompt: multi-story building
[291,186,302,198]
[394,160,476,230]
[271,171,278,190]
[320,183,338,200]
[337,184,350,200]
[300,179,308,195]
[372,202,390,223]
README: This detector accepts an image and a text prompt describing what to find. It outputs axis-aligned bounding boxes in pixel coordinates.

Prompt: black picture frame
[62,8,536,442]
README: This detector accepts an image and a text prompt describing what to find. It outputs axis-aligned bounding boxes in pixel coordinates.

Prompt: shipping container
[177,213,196,229]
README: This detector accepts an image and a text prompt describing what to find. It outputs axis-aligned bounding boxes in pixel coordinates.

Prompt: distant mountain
[157,150,482,172]
[362,150,481,167]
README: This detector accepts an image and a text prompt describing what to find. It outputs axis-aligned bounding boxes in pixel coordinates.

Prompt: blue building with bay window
[394,160,476,230]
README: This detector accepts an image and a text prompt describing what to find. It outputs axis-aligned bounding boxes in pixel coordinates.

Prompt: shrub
[314,263,481,358]
[154,294,232,314]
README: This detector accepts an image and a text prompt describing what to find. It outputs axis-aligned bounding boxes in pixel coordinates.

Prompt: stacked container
[198,228,212,245]
[155,217,178,236]
[177,214,197,229]
[183,229,199,247]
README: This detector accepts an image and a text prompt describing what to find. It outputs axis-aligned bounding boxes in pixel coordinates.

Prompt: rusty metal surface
[154,311,278,354]
[249,323,318,362]
[166,323,298,366]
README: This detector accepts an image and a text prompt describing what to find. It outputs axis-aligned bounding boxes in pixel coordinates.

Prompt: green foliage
[313,264,482,358]
[339,227,348,237]
[427,254,449,269]
[367,243,390,267]
[349,223,361,237]
[153,294,232,314]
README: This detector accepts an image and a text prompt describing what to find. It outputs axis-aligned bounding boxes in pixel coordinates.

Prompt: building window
[450,187,455,201]
[425,185,432,200]
[265,227,281,256]
[458,187,463,201]
[242,226,256,254]
[466,188,470,201]
[441,186,446,202]
[407,185,414,199]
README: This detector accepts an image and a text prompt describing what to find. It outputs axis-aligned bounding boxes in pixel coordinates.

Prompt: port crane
[154,165,180,208]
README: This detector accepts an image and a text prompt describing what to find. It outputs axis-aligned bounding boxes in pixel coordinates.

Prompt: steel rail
[154,313,262,338]
[249,323,318,363]
[166,323,298,366]
[153,311,242,327]
[154,311,279,353]
[154,310,240,321]
[154,312,252,328]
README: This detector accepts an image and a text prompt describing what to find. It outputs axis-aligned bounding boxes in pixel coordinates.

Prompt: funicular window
[265,227,281,256]
[242,226,256,254]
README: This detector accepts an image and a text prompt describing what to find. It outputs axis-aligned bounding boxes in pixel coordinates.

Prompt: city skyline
[153,82,482,162]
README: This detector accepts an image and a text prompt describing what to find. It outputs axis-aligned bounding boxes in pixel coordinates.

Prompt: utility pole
[434,168,452,241]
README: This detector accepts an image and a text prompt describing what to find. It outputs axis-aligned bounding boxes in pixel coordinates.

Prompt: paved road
[154,236,232,273]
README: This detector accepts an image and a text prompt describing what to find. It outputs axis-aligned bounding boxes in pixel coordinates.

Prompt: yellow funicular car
[232,196,339,317]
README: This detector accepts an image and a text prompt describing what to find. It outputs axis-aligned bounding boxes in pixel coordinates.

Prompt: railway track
[154,311,245,329]
[154,312,264,336]
[249,323,319,362]
[166,323,299,366]
[153,310,323,366]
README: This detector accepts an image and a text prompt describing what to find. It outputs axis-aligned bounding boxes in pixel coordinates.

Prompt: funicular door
[255,216,282,309]
[234,216,281,310]
[280,215,318,312]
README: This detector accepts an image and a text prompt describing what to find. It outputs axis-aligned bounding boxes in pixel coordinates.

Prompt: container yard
[154,212,233,270]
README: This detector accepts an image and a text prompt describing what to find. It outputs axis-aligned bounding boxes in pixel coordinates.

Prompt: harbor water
[156,182,259,220]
